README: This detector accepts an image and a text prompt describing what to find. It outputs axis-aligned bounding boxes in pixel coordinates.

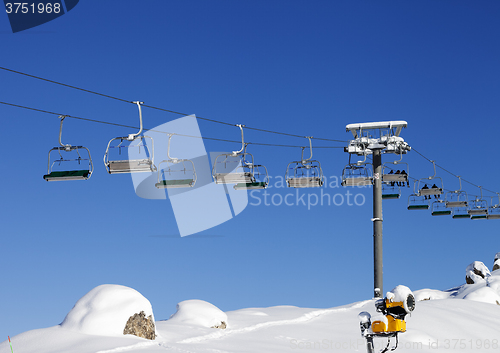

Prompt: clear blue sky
[1,0,500,337]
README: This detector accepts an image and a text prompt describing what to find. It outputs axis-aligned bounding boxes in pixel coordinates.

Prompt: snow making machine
[358,285,415,353]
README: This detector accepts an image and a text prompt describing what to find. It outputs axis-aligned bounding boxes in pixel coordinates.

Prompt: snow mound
[463,286,500,305]
[168,299,228,328]
[60,284,155,337]
[386,285,413,303]
[414,288,451,301]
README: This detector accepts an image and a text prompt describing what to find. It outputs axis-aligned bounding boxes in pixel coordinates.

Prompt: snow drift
[168,299,228,328]
[60,284,156,337]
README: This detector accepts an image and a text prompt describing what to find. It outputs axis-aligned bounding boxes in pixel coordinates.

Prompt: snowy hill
[2,270,500,353]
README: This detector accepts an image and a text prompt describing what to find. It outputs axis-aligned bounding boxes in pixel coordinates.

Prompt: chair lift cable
[0,66,348,143]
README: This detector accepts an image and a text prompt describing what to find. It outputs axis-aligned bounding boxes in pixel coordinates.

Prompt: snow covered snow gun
[358,285,415,353]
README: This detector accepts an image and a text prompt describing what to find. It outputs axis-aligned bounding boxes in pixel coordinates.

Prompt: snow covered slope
[2,281,500,353]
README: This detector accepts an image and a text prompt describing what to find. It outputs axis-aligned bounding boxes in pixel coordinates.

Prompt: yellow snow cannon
[358,285,415,353]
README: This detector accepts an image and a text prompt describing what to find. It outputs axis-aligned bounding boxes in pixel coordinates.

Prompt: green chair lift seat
[43,170,90,181]
[155,179,194,188]
[233,182,267,190]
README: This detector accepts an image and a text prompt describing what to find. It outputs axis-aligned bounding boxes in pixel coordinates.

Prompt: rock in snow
[123,311,156,340]
[60,284,156,338]
[493,252,500,271]
[169,299,228,329]
[465,261,490,284]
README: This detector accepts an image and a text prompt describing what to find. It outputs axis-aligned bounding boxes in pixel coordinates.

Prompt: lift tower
[344,121,410,298]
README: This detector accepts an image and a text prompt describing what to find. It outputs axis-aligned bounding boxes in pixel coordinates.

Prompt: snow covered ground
[2,271,500,353]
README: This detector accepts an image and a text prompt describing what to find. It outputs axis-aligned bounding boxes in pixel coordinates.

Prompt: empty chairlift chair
[468,186,488,220]
[212,125,268,190]
[285,137,324,188]
[43,116,93,181]
[445,176,470,219]
[382,182,401,199]
[431,200,451,216]
[155,134,196,189]
[407,193,429,210]
[487,194,500,220]
[407,181,429,210]
[233,162,269,190]
[445,177,468,208]
[103,102,156,174]
[342,164,373,186]
[341,152,373,187]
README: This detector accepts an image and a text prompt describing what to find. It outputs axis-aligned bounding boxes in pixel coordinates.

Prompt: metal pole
[365,337,375,353]
[372,149,383,298]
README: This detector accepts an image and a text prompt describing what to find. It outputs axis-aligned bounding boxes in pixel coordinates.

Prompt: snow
[466,261,491,281]
[386,285,413,304]
[60,284,156,337]
[168,299,228,328]
[2,282,500,353]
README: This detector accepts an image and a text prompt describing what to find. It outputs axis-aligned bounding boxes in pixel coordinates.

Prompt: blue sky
[1,0,500,337]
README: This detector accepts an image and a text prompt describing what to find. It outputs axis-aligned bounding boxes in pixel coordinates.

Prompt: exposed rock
[466,275,477,284]
[211,321,227,329]
[123,311,156,340]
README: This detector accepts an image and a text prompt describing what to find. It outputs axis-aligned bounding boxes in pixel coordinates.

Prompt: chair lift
[211,125,268,190]
[382,182,401,199]
[285,137,324,188]
[382,152,409,187]
[444,176,470,218]
[452,206,471,219]
[407,181,429,210]
[233,159,269,190]
[445,176,468,208]
[487,194,500,220]
[417,160,444,199]
[431,200,451,216]
[468,186,488,220]
[103,101,156,174]
[155,134,196,189]
[43,116,93,181]
[341,152,373,187]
